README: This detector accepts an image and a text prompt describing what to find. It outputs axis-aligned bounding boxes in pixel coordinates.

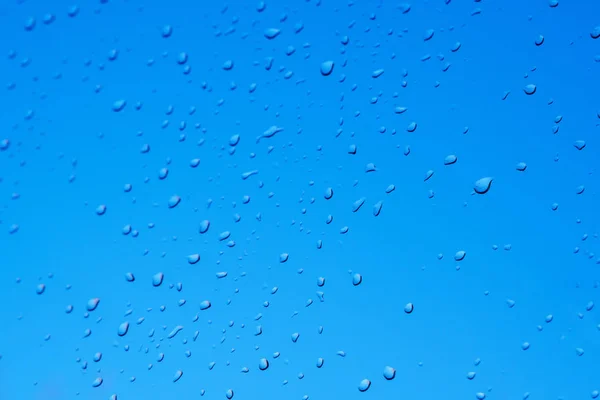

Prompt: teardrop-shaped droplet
[117,322,129,337]
[320,61,334,76]
[474,177,493,194]
[152,272,164,287]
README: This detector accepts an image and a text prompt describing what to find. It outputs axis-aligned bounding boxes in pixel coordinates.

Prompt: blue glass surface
[1,0,599,399]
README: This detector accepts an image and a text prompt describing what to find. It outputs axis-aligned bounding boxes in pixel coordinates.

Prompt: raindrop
[258,358,269,370]
[444,154,457,165]
[173,370,183,382]
[188,254,200,264]
[200,300,211,310]
[474,177,493,194]
[264,28,281,39]
[320,61,334,76]
[168,195,181,208]
[152,273,164,287]
[199,220,210,234]
[358,379,371,392]
[117,322,129,337]
[86,298,100,311]
[383,366,396,380]
[112,99,126,112]
[91,377,103,388]
[523,84,537,95]
[36,284,46,295]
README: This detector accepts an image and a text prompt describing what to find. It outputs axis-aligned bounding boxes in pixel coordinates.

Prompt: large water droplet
[200,300,211,310]
[264,28,281,39]
[474,177,493,194]
[152,272,164,287]
[320,61,334,76]
[86,298,100,311]
[258,358,269,370]
[383,366,396,380]
[358,379,371,392]
[117,322,129,337]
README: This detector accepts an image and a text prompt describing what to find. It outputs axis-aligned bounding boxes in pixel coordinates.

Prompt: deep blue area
[1,0,599,399]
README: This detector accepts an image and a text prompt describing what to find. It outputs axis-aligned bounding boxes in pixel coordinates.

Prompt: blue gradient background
[1,0,599,399]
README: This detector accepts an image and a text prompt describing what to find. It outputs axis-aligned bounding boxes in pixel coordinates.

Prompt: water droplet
[404,303,414,314]
[199,220,210,234]
[187,254,200,264]
[291,332,300,342]
[264,28,281,39]
[372,69,385,78]
[91,377,103,388]
[352,273,363,286]
[591,27,600,39]
[226,389,234,399]
[358,379,371,392]
[373,201,383,217]
[95,205,107,216]
[152,272,164,287]
[454,251,466,261]
[424,29,435,41]
[320,61,334,76]
[535,35,545,46]
[162,25,173,38]
[516,162,527,171]
[279,253,289,263]
[523,84,537,95]
[86,298,100,311]
[173,370,183,382]
[117,322,129,337]
[444,154,457,165]
[424,170,434,181]
[586,301,595,311]
[522,342,530,350]
[36,284,46,295]
[258,358,269,370]
[574,140,586,150]
[112,99,126,112]
[200,300,211,310]
[474,177,493,194]
[467,371,476,380]
[125,272,135,282]
[383,366,396,380]
[168,195,181,208]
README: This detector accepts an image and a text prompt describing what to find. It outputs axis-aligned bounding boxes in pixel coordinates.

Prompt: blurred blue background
[1,0,599,399]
